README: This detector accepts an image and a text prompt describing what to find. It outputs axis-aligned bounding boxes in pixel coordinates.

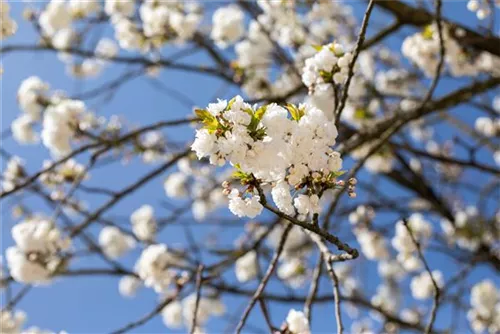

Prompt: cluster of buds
[175,270,191,288]
[40,159,87,187]
[334,177,357,198]
[222,176,257,195]
[291,168,347,195]
[222,180,231,196]
[347,177,357,198]
[302,42,353,93]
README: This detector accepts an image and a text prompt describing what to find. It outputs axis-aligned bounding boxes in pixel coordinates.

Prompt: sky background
[1,1,499,333]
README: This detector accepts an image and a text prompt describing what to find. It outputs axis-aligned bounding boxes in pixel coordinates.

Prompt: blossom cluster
[134,130,169,164]
[134,243,181,294]
[235,251,258,283]
[36,0,118,78]
[6,216,71,284]
[410,270,443,300]
[66,38,118,79]
[211,1,358,101]
[130,204,157,242]
[163,157,227,221]
[39,159,88,188]
[351,143,395,174]
[0,309,65,334]
[161,293,225,332]
[371,282,399,314]
[231,15,274,99]
[0,310,26,334]
[39,0,97,37]
[98,226,136,259]
[424,140,463,180]
[0,0,17,40]
[302,42,353,92]
[441,206,499,251]
[286,309,311,334]
[211,5,245,49]
[391,214,432,272]
[402,24,500,78]
[14,76,90,157]
[14,76,167,163]
[350,206,389,261]
[467,0,500,20]
[234,223,311,288]
[468,280,500,333]
[374,68,419,96]
[191,96,344,219]
[109,235,226,333]
[1,157,26,193]
[475,116,500,138]
[106,0,201,53]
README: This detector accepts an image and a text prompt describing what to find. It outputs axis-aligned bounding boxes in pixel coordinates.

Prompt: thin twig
[0,117,195,199]
[235,223,293,334]
[325,259,343,334]
[307,232,347,333]
[403,218,441,334]
[258,192,358,260]
[258,298,276,333]
[304,255,323,323]
[2,286,31,311]
[110,291,183,334]
[335,0,376,124]
[190,264,205,334]
[70,149,190,237]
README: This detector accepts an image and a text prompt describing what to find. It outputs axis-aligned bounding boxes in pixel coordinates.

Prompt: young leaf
[195,108,219,132]
[286,103,304,121]
[255,105,267,120]
[328,170,347,179]
[422,25,434,40]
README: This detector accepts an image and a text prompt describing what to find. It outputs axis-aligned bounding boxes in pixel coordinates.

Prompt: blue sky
[1,1,499,333]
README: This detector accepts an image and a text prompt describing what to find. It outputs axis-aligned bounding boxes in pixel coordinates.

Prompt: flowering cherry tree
[1,0,500,333]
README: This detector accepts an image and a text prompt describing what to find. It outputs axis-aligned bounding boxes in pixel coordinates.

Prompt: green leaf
[243,108,253,116]
[232,168,254,184]
[232,170,247,179]
[295,264,307,275]
[422,25,434,40]
[312,44,323,52]
[248,117,260,133]
[227,96,237,111]
[254,105,267,120]
[195,108,219,132]
[286,103,304,121]
[252,127,267,141]
[246,107,266,139]
[328,43,336,54]
[195,108,210,120]
[354,108,366,119]
[319,69,333,82]
[354,108,375,120]
[328,170,346,179]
